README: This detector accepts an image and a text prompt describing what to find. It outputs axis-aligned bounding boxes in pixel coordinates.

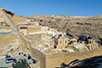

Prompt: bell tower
[88,36,93,44]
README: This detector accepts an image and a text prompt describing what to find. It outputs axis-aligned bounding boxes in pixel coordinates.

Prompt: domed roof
[59,34,62,36]
[79,35,87,41]
[58,34,62,38]
[88,36,92,39]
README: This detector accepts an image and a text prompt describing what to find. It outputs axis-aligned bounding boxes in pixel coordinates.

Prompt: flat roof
[27,31,47,34]
[19,25,42,27]
[51,28,57,30]
[74,44,86,49]
[70,39,77,41]
[64,48,75,52]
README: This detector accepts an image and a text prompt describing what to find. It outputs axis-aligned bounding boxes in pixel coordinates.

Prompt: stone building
[54,34,69,49]
[47,28,57,37]
[18,25,48,35]
[67,35,98,52]
[78,35,88,44]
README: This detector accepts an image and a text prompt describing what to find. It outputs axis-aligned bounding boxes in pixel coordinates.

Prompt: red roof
[20,27,27,29]
[71,41,76,43]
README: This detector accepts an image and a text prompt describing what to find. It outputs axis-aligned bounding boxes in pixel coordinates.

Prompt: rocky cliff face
[63,56,102,68]
[27,15,102,45]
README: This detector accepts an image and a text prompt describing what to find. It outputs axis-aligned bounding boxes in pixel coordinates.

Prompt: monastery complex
[18,20,98,53]
[17,19,99,68]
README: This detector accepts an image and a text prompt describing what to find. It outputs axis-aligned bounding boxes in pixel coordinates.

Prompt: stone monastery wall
[27,27,41,34]
[30,46,46,68]
[19,32,102,68]
[46,48,102,68]
[18,30,102,68]
[18,33,46,68]
[24,34,42,41]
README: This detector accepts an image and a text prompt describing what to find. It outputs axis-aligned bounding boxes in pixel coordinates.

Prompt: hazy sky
[0,0,102,17]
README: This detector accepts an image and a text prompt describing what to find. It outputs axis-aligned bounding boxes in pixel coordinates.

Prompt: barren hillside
[27,15,102,45]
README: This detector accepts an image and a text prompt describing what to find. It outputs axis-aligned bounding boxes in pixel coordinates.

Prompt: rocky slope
[27,15,102,45]
[0,8,25,56]
[65,56,102,68]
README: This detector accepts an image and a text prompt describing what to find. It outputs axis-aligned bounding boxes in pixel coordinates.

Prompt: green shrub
[3,9,13,15]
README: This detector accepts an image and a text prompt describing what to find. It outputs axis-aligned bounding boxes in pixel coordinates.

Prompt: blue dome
[79,35,87,41]
[58,34,62,38]
[88,36,92,39]
[59,34,62,36]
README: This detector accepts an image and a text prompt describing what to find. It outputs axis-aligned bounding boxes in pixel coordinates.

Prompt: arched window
[60,41,62,44]
[65,40,67,43]
[54,46,57,49]
[89,41,91,44]
[55,42,58,45]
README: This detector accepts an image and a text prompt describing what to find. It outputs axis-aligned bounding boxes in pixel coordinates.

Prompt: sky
[0,0,102,17]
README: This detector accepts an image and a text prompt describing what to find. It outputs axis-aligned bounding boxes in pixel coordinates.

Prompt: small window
[55,42,58,45]
[47,34,52,36]
[60,41,62,44]
[65,40,67,43]
[54,46,57,49]
[51,34,53,36]
[64,34,66,37]
[89,41,91,44]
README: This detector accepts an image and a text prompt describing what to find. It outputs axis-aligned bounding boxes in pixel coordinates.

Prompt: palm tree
[12,59,28,68]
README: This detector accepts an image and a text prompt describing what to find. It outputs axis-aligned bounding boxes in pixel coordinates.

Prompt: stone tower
[88,36,93,44]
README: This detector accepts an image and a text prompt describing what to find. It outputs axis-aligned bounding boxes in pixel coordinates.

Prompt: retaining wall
[29,46,46,68]
[24,34,41,41]
[46,47,102,68]
[18,33,46,68]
